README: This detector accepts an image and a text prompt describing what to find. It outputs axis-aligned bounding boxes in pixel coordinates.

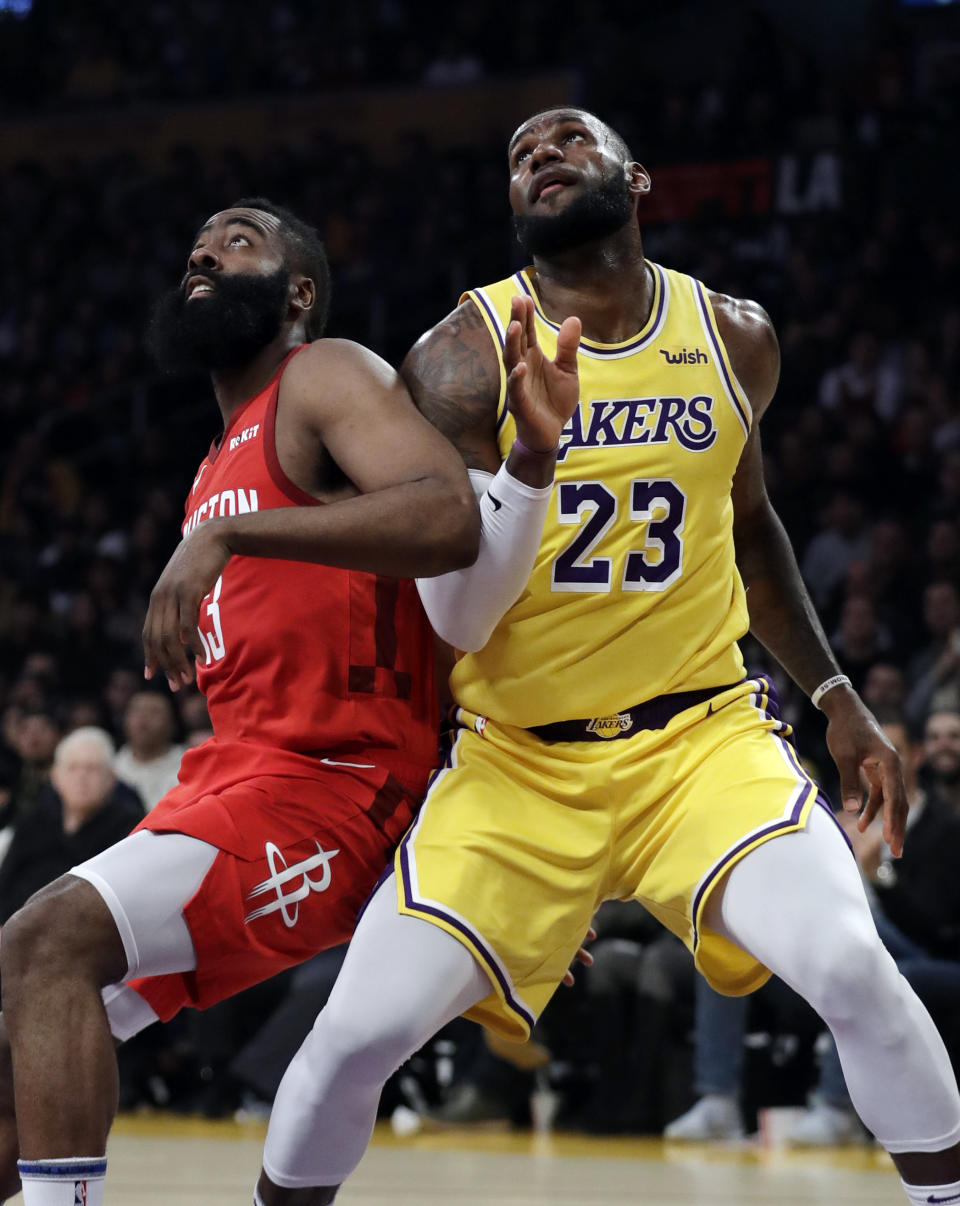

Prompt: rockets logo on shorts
[244,841,339,928]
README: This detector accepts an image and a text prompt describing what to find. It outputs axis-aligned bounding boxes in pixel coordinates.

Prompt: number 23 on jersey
[551,478,686,594]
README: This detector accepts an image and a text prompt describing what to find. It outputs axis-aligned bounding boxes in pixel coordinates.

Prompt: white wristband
[811,674,852,710]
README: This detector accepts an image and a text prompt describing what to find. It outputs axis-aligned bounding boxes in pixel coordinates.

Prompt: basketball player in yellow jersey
[251,110,960,1206]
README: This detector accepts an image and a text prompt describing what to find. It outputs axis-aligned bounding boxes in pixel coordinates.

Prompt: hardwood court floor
[15,1114,906,1204]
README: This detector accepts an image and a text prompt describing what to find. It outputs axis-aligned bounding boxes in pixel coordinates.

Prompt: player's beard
[146,267,290,374]
[513,171,634,257]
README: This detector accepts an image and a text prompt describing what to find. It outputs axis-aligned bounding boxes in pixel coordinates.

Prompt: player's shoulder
[402,298,500,403]
[406,297,492,365]
[704,289,780,417]
[278,339,401,424]
[283,337,396,387]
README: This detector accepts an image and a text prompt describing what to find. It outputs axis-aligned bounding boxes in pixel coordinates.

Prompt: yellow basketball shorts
[394,676,833,1041]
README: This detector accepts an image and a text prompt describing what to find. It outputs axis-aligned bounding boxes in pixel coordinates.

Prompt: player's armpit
[401,300,503,474]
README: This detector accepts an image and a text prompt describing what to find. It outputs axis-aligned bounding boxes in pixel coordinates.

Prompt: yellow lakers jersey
[452,262,753,728]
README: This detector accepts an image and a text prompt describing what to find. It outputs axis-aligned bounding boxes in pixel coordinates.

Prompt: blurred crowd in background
[0,0,958,1144]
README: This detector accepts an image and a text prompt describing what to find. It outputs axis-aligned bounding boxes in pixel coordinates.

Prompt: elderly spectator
[0,726,143,926]
[113,690,185,811]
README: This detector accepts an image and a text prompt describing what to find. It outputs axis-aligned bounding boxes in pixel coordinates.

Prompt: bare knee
[0,875,127,1011]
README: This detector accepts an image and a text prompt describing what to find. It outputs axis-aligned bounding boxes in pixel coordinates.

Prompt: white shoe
[664,1095,744,1141]
[786,1102,865,1146]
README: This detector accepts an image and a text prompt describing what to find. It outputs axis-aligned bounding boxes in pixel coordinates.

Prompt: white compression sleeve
[416,464,553,652]
[707,805,960,1153]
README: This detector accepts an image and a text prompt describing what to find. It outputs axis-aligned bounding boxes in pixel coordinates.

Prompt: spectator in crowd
[177,689,213,748]
[906,583,960,729]
[0,726,143,927]
[862,662,907,712]
[830,594,896,692]
[801,491,870,613]
[818,330,901,424]
[922,708,960,815]
[112,689,185,811]
[0,706,61,829]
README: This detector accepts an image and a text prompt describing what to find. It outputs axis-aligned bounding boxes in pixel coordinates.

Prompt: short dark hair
[230,197,331,340]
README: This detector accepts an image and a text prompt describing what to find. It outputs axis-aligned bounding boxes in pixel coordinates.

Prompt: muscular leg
[0,1015,19,1201]
[705,805,960,1186]
[0,831,216,1201]
[258,877,490,1205]
[0,876,127,1158]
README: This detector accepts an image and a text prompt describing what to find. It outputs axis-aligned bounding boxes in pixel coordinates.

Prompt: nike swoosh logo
[488,492,502,512]
[320,758,376,769]
[192,464,209,493]
[927,1195,960,1204]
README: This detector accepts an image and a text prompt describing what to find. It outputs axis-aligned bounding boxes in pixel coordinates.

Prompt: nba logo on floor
[74,1181,87,1205]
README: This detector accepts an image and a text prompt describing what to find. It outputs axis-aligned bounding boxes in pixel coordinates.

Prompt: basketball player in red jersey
[0,199,479,1206]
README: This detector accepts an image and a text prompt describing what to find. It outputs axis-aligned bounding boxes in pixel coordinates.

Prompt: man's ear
[627,162,651,197]
[290,274,316,317]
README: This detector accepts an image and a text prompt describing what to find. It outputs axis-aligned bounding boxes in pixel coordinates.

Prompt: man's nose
[187,243,220,273]
[529,138,563,171]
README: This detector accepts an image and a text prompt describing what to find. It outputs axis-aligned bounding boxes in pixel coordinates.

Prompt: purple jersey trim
[397,835,537,1034]
[689,676,836,949]
[693,283,751,435]
[514,264,668,356]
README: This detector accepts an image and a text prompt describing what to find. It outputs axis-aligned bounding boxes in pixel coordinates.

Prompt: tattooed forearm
[401,301,501,470]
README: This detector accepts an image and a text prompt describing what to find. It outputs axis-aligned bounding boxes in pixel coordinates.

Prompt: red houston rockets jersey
[178,345,438,781]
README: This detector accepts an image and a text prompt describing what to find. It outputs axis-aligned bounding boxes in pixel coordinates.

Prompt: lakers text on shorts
[394,677,833,1041]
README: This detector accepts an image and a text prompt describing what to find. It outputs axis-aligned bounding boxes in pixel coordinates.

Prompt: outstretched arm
[405,295,581,650]
[716,293,907,855]
[144,339,479,687]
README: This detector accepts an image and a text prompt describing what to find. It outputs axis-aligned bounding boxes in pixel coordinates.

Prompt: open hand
[504,294,581,453]
[143,521,232,691]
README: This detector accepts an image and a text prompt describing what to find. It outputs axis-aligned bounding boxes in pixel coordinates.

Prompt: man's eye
[563,132,585,143]
[229,234,249,246]
[514,149,530,164]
